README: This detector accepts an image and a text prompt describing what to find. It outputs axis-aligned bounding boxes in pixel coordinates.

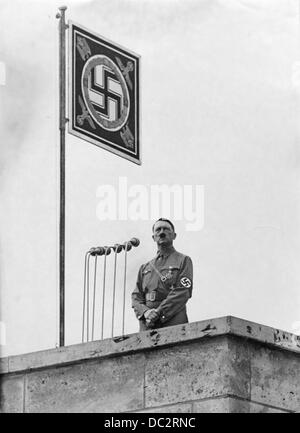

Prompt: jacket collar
[156,246,175,259]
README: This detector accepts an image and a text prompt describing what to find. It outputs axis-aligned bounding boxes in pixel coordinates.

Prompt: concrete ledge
[0,357,9,375]
[3,316,229,374]
[229,316,300,354]
[1,316,300,413]
[2,316,300,375]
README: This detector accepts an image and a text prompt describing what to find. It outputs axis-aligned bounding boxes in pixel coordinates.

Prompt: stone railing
[1,316,299,412]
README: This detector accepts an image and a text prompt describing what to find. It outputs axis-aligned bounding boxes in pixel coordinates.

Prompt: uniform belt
[145,291,166,302]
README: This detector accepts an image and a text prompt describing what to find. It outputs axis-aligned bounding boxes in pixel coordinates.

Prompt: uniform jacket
[131,247,193,329]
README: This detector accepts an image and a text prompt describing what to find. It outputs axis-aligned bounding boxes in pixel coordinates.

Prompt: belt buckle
[149,291,156,301]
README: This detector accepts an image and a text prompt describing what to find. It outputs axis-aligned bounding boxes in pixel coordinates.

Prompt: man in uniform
[131,218,193,331]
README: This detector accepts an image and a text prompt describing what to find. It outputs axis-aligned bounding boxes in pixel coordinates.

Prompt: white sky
[0,0,300,356]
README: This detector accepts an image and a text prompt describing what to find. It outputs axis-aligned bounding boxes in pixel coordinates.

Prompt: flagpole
[56,6,68,347]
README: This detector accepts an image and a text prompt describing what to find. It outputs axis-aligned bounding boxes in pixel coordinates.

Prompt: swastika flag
[68,21,140,164]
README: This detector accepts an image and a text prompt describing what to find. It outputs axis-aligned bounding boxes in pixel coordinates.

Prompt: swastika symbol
[180,277,192,288]
[81,55,130,131]
[90,67,122,120]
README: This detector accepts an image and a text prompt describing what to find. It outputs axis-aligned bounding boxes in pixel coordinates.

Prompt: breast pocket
[141,268,152,291]
[160,266,180,287]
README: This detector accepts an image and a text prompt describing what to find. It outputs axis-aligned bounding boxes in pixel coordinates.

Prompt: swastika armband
[180,277,192,288]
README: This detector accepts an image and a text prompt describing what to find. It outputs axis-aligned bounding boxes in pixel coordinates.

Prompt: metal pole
[111,247,120,338]
[91,255,98,341]
[82,252,89,343]
[56,6,68,347]
[101,249,109,340]
[122,243,129,336]
[86,253,91,342]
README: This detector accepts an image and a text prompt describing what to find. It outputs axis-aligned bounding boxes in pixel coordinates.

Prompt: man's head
[152,218,176,247]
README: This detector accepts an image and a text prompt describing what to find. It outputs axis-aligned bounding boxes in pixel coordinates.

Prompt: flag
[68,21,140,164]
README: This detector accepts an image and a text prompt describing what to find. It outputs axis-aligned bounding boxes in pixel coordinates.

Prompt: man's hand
[144,309,159,327]
[144,309,159,321]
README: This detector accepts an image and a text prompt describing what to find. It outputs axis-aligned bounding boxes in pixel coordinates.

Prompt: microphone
[130,237,140,247]
[122,242,132,251]
[103,246,112,255]
[94,247,106,256]
[89,246,106,256]
[83,237,140,342]
[113,243,123,253]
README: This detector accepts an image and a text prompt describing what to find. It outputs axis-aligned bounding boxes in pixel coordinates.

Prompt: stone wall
[1,316,299,413]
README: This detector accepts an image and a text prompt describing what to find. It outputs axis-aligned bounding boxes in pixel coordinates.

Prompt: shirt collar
[156,246,175,259]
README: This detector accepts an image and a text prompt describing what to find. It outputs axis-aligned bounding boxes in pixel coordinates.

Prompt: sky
[0,0,300,356]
